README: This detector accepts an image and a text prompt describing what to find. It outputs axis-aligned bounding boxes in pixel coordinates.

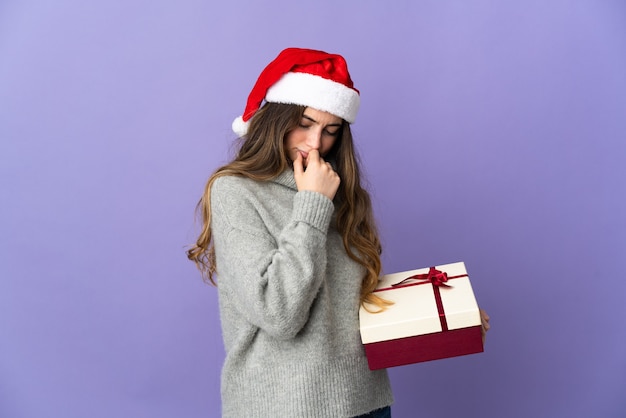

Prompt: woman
[188,48,393,417]
[188,48,490,417]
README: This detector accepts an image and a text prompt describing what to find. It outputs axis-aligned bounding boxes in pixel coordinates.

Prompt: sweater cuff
[292,191,334,232]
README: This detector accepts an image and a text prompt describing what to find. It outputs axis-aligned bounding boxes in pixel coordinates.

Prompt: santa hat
[232,47,360,136]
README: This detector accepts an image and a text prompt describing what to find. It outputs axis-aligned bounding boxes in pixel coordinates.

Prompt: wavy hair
[187,103,391,311]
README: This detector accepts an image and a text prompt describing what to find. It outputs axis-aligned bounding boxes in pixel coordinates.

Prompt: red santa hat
[232,47,360,136]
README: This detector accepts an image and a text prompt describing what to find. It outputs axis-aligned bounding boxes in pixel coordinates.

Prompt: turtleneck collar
[269,157,339,191]
[271,169,297,190]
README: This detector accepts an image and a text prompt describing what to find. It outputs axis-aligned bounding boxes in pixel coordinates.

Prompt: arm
[211,179,334,340]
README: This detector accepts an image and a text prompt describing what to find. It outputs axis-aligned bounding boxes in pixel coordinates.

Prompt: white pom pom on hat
[231,116,249,137]
[232,47,360,136]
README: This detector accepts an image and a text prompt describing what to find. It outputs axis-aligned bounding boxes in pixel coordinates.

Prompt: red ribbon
[374,267,468,332]
[392,266,452,289]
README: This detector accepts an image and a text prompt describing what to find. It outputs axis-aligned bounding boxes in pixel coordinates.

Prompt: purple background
[2,1,625,417]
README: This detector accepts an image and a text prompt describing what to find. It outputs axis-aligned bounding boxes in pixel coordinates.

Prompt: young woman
[188,48,393,417]
[188,48,490,417]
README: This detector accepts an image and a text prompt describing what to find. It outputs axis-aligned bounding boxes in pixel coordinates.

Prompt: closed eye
[300,113,342,139]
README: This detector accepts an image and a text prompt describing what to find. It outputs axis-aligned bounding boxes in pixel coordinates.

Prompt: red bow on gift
[392,267,452,288]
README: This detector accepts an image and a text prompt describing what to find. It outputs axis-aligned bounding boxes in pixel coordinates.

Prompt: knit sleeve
[211,178,334,340]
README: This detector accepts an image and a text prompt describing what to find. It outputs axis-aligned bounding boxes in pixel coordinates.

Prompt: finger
[307,149,321,165]
[481,319,488,345]
[480,308,490,322]
[481,317,490,331]
[293,152,304,176]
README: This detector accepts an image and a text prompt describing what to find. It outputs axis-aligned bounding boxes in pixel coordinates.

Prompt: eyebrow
[302,114,342,127]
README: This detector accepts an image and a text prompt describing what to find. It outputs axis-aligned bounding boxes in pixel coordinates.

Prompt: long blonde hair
[187,103,390,310]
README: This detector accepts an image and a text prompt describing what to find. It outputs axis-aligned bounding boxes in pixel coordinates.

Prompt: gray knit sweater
[210,169,393,417]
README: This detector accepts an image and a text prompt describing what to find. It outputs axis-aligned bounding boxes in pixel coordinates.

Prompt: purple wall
[1,1,625,417]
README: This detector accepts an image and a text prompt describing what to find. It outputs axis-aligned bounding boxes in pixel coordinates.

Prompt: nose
[306,129,322,150]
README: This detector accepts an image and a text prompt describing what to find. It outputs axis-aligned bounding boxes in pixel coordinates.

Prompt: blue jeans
[353,406,391,418]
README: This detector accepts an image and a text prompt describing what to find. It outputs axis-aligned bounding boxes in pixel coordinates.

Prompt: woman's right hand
[293,150,340,200]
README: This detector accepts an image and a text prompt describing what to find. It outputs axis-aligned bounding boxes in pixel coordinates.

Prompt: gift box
[359,262,483,370]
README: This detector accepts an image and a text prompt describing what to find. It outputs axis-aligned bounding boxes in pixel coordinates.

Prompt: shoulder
[210,175,277,233]
[210,175,261,211]
[211,172,293,203]
[212,174,276,204]
[212,174,256,194]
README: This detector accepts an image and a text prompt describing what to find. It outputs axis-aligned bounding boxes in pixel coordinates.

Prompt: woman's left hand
[480,308,490,344]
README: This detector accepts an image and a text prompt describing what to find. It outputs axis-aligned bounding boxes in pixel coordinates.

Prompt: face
[285,107,342,166]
